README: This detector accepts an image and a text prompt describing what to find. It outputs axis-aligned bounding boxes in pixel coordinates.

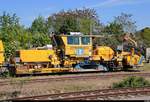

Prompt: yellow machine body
[122,51,144,67]
[92,46,114,61]
[20,50,59,64]
[0,40,4,66]
[16,67,73,75]
[126,54,141,66]
[12,49,73,74]
[119,48,144,67]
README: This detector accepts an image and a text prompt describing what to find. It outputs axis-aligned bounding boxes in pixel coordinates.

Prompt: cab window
[67,36,79,45]
[81,37,90,45]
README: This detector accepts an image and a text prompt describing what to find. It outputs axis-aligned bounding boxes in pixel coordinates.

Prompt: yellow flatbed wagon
[10,49,73,75]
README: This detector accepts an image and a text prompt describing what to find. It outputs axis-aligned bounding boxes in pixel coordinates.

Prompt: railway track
[7,87,150,100]
[0,72,150,86]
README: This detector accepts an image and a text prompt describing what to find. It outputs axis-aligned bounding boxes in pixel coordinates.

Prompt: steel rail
[7,87,150,100]
[0,72,150,86]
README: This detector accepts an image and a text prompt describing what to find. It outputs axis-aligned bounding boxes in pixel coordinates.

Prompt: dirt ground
[1,76,150,100]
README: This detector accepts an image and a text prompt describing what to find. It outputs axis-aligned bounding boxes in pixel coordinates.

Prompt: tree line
[0,8,149,60]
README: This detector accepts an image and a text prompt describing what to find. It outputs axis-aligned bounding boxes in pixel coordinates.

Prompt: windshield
[67,36,79,45]
[81,37,90,45]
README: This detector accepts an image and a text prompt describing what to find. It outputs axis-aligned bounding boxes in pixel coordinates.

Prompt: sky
[0,0,150,30]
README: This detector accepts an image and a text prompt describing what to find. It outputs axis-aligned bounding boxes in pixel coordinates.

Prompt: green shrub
[112,76,150,88]
[0,70,10,78]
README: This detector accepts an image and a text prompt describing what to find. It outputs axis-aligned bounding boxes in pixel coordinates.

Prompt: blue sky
[0,0,150,30]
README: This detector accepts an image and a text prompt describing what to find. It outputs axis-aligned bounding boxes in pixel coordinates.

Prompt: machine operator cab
[52,32,95,69]
[53,32,93,58]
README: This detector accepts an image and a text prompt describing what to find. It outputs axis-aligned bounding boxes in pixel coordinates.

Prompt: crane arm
[127,37,137,47]
[123,34,137,47]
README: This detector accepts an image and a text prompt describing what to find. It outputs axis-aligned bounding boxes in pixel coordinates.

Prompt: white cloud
[89,0,148,8]
[89,0,120,8]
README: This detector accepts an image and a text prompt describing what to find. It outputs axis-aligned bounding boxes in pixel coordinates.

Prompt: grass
[62,84,93,92]
[139,63,150,71]
[112,76,150,88]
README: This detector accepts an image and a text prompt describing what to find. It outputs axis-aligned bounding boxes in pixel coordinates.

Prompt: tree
[30,16,50,34]
[0,12,25,59]
[102,13,137,47]
[0,12,20,41]
[79,18,91,34]
[137,27,150,47]
[31,32,51,47]
[103,13,137,34]
[47,8,101,34]
[103,21,124,34]
[29,16,51,47]
[16,30,33,49]
[114,13,137,33]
